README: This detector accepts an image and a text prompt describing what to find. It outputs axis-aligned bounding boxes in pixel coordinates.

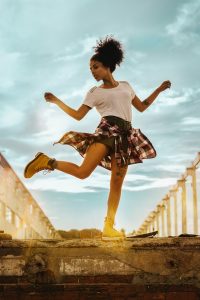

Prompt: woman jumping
[24,35,171,240]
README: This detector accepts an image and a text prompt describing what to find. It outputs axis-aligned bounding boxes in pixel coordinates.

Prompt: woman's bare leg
[106,154,128,222]
[54,143,109,179]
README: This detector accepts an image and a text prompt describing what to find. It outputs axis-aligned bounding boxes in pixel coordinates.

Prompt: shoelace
[34,167,52,175]
[43,169,52,175]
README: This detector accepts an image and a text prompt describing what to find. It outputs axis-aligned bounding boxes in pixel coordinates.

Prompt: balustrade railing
[135,152,200,237]
[0,152,61,239]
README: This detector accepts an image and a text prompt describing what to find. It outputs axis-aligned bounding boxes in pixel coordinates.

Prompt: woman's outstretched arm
[132,80,171,112]
[44,92,91,120]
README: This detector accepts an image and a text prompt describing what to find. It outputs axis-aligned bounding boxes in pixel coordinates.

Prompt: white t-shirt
[83,81,136,122]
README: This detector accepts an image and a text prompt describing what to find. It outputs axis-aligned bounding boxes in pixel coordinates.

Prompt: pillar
[170,188,178,236]
[156,204,161,236]
[178,178,187,234]
[160,204,166,237]
[150,211,156,232]
[11,210,15,227]
[186,167,198,235]
[164,194,171,237]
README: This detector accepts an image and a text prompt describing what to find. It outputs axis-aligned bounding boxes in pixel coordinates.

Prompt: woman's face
[89,59,109,81]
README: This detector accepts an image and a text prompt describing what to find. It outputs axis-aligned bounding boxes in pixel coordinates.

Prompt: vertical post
[170,188,178,236]
[186,167,198,235]
[151,211,156,231]
[0,202,6,229]
[164,194,171,236]
[178,178,187,234]
[161,203,166,237]
[143,221,148,233]
[148,219,152,232]
[139,228,143,235]
[144,221,148,233]
[11,211,15,226]
[141,225,145,234]
[156,204,161,236]
[155,211,159,232]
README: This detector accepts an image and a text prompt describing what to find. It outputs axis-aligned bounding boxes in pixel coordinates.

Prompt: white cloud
[22,169,178,194]
[25,176,97,193]
[24,170,110,193]
[57,78,95,100]
[150,88,194,114]
[125,173,157,182]
[166,0,200,46]
[181,117,200,125]
[54,36,97,62]
[166,153,197,164]
[124,177,177,191]
[153,164,185,173]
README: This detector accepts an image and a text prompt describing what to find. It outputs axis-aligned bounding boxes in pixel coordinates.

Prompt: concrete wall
[0,237,200,298]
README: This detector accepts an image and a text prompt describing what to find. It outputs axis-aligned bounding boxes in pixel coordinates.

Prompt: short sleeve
[82,87,97,109]
[127,82,136,99]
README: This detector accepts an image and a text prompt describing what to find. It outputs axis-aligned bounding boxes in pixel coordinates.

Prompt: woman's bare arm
[44,92,91,121]
[132,80,171,112]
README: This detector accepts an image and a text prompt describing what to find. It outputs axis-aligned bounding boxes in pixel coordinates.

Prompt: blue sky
[0,0,200,234]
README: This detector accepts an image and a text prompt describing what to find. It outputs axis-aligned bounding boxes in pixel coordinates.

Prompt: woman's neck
[100,79,119,88]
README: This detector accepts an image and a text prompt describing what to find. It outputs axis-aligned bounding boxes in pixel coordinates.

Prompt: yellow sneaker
[102,217,125,241]
[24,152,56,179]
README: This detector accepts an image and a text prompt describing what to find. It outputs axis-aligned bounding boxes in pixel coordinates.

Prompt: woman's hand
[157,80,171,93]
[44,92,59,104]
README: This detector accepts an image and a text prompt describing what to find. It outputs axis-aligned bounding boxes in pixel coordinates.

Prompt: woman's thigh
[79,142,109,177]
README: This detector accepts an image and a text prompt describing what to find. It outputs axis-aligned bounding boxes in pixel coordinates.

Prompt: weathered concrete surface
[0,237,200,299]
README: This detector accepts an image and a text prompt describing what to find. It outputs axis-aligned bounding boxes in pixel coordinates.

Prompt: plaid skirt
[53,115,157,171]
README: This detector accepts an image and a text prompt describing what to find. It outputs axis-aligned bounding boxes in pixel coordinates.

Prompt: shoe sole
[24,152,44,178]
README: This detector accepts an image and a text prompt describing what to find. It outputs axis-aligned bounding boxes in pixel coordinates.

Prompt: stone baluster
[147,219,152,233]
[11,210,15,227]
[163,194,171,237]
[177,178,187,234]
[138,225,144,235]
[139,222,144,234]
[147,212,155,232]
[0,202,6,228]
[52,231,56,239]
[160,203,166,237]
[141,225,145,234]
[150,211,156,232]
[144,218,150,233]
[169,187,178,236]
[142,221,148,234]
[186,166,198,234]
[155,204,161,236]
[46,224,50,237]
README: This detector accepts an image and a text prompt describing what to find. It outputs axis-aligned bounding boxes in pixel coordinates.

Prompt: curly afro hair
[90,35,124,73]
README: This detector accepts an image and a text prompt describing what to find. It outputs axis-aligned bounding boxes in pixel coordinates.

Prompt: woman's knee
[111,173,126,187]
[110,166,128,187]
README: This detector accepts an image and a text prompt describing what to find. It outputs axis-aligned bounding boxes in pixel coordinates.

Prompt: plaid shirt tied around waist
[53,116,157,170]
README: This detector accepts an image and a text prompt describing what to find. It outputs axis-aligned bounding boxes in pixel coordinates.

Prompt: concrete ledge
[0,237,200,298]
